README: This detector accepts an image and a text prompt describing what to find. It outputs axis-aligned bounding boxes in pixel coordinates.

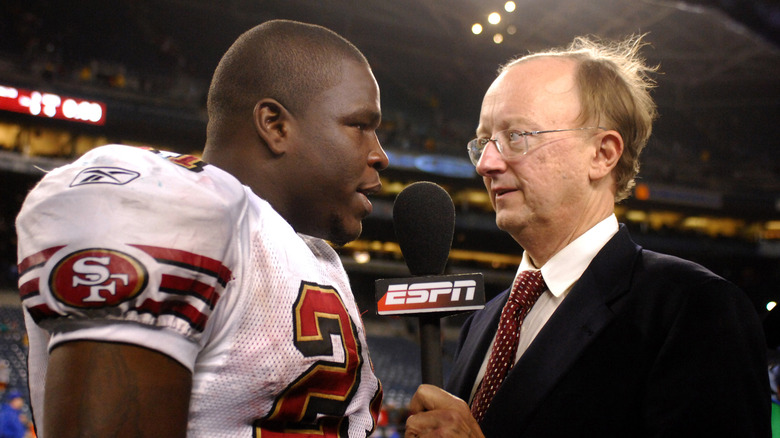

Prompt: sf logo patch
[49,249,148,308]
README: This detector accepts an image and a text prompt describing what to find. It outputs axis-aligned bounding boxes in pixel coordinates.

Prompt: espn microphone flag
[374,181,486,315]
[376,181,485,386]
[376,273,485,315]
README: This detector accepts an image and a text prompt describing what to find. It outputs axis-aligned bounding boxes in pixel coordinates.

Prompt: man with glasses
[404,35,770,437]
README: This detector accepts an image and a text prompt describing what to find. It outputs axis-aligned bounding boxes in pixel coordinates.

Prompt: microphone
[375,181,485,386]
[393,181,455,277]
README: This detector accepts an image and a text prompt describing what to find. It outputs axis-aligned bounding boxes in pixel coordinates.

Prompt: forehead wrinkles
[476,92,500,134]
[477,75,518,134]
[478,59,581,134]
[306,61,378,119]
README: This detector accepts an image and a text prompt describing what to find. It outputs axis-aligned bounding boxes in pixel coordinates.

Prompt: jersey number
[254,282,363,437]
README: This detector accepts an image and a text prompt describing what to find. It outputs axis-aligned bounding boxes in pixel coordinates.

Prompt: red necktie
[470,270,547,423]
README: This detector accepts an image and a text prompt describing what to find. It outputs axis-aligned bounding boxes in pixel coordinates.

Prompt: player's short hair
[502,35,658,202]
[207,19,369,139]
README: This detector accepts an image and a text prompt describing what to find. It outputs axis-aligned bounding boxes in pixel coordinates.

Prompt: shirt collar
[517,214,619,297]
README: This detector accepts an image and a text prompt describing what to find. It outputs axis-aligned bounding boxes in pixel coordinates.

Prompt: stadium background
[0,0,778,435]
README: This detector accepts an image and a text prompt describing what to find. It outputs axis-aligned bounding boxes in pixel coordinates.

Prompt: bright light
[0,82,107,125]
[682,216,708,228]
[768,301,777,312]
[62,99,103,123]
[488,12,501,25]
[353,251,371,264]
[625,210,647,222]
[505,1,516,12]
[472,23,483,34]
[493,33,504,44]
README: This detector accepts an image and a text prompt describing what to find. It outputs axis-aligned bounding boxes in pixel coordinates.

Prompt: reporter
[406,34,770,437]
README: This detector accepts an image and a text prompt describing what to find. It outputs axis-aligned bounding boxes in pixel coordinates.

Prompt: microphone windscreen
[393,182,455,276]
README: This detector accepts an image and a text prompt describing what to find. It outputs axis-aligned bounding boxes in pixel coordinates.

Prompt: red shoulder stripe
[159,274,220,309]
[134,298,209,332]
[18,278,40,300]
[18,245,67,275]
[131,244,232,286]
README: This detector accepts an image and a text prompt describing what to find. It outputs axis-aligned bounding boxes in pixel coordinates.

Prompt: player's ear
[253,99,292,155]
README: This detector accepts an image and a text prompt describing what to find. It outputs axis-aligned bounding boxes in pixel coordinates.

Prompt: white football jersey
[16,144,382,437]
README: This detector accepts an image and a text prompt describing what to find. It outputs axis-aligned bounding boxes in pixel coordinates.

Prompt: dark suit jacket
[446,226,770,437]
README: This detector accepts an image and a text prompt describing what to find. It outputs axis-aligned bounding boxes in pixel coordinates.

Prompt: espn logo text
[375,273,485,316]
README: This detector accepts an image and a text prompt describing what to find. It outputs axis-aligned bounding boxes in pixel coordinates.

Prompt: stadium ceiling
[51,0,780,157]
[130,0,780,152]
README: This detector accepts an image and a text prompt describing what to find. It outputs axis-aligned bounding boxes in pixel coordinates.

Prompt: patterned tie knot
[507,269,546,314]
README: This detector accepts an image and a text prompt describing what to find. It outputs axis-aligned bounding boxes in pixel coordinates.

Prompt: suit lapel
[446,290,507,400]
[481,226,641,432]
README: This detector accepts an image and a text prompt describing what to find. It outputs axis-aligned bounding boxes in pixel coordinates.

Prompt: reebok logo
[70,167,140,187]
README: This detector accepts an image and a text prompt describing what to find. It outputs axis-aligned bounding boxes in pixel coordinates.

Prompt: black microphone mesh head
[393,181,455,276]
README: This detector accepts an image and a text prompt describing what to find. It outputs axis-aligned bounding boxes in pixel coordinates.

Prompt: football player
[17,19,387,437]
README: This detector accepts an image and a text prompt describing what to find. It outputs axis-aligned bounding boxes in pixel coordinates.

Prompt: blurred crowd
[2,0,778,196]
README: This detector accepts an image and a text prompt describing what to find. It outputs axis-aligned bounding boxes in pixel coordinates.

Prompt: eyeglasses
[466,126,606,166]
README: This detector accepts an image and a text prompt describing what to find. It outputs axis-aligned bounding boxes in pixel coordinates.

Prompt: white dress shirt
[468,214,619,402]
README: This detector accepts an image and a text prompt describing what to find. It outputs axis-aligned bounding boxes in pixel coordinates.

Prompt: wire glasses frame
[466,126,606,166]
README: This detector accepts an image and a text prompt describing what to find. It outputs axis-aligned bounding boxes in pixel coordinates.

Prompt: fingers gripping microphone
[376,182,485,387]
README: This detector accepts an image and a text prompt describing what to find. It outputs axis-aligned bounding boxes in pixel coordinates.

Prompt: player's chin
[327,215,363,247]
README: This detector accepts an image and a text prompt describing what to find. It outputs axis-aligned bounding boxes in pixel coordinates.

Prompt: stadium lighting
[353,251,371,264]
[505,1,516,12]
[472,23,483,34]
[0,83,106,125]
[488,12,501,25]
